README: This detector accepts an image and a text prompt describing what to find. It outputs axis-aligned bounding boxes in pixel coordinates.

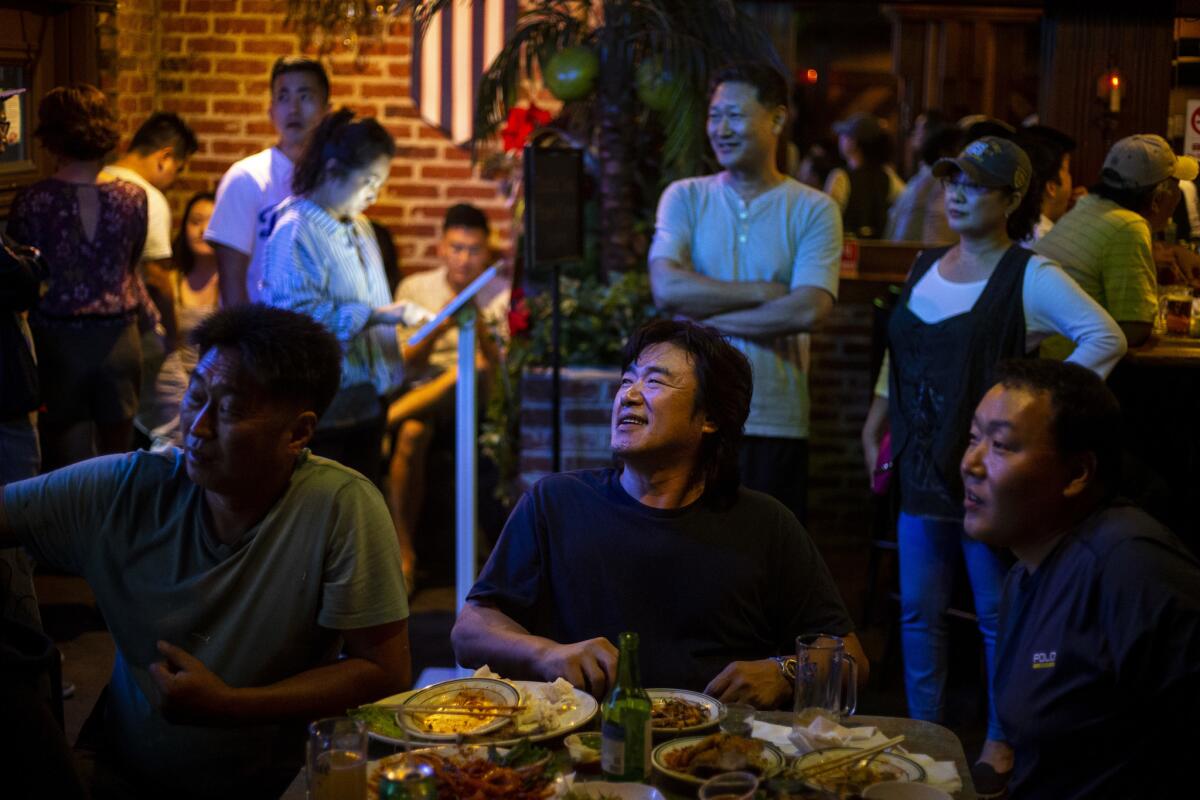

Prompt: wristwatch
[773,655,798,683]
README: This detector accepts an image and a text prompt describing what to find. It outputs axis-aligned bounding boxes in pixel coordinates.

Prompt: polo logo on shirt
[1031,650,1057,669]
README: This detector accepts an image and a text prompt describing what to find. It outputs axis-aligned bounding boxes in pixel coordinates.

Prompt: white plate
[647,688,724,734]
[368,745,557,799]
[367,679,598,747]
[792,747,925,792]
[566,780,666,799]
[651,734,786,786]
[398,677,521,740]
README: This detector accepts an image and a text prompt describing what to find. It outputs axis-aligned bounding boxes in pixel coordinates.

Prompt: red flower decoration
[507,286,531,336]
[501,103,552,153]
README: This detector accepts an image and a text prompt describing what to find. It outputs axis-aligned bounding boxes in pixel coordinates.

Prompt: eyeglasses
[941,177,1003,197]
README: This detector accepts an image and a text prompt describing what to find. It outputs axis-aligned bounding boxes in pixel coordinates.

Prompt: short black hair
[129,111,199,160]
[1089,180,1162,216]
[993,359,1122,494]
[1018,125,1075,188]
[620,319,753,508]
[919,125,962,168]
[444,203,490,236]
[189,305,343,419]
[270,56,330,101]
[708,62,789,113]
[292,107,395,196]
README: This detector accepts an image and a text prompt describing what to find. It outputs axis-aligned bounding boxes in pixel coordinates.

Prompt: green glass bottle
[600,631,652,782]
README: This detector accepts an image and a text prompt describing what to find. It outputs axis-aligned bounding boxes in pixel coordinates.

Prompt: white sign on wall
[1185,100,1200,159]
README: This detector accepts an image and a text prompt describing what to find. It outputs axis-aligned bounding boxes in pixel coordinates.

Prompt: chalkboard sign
[523,146,583,264]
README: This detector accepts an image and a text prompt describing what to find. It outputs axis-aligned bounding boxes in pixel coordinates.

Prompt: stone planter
[518,365,621,490]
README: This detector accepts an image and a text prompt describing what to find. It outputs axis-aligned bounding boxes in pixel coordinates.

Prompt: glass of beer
[307,717,368,800]
[1162,285,1194,336]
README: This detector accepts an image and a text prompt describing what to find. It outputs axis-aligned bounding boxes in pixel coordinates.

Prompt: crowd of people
[0,55,1198,800]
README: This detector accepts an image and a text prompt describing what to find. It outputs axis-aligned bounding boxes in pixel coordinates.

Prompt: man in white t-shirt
[387,204,509,586]
[103,112,199,343]
[204,57,330,306]
[649,63,842,523]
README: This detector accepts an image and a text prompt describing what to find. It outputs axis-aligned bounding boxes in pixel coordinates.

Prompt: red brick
[161,0,182,10]
[188,158,237,174]
[240,0,279,11]
[189,77,240,93]
[188,118,241,134]
[447,186,499,200]
[186,0,235,11]
[163,17,210,34]
[421,165,473,180]
[441,146,471,162]
[386,184,439,198]
[387,63,412,79]
[331,61,382,77]
[188,37,239,54]
[212,140,263,155]
[215,18,268,35]
[246,121,276,136]
[396,146,438,159]
[419,127,448,140]
[241,38,296,56]
[161,36,185,54]
[214,99,264,115]
[217,57,272,74]
[358,83,402,99]
[396,223,438,238]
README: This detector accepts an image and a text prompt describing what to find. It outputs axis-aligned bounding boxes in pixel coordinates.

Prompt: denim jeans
[897,511,1007,741]
[0,414,42,630]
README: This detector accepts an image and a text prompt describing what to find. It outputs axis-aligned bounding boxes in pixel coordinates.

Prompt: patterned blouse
[7,178,152,324]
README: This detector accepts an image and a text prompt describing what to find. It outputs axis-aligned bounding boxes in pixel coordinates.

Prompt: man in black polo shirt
[452,319,865,708]
[961,359,1200,799]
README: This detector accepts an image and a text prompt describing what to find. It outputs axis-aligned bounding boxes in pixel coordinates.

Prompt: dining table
[279,710,976,799]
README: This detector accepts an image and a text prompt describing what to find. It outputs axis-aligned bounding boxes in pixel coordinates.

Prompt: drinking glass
[307,717,368,800]
[792,633,858,727]
[699,771,760,800]
[1164,285,1194,336]
[720,702,755,737]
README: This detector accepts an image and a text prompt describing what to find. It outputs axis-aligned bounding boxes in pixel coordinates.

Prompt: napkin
[750,719,963,794]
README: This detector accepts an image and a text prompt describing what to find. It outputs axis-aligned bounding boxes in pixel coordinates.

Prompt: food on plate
[650,695,710,729]
[472,666,579,735]
[408,688,504,735]
[661,733,773,778]
[564,732,602,772]
[370,743,557,800]
[793,752,910,794]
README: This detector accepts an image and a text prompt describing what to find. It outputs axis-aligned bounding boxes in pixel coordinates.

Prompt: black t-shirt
[995,504,1200,799]
[467,469,853,691]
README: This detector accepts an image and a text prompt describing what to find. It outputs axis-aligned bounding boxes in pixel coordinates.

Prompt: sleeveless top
[887,244,1033,519]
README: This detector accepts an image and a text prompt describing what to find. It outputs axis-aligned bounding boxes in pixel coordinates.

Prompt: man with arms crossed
[648,63,842,523]
[452,319,866,707]
[0,306,411,798]
[205,57,330,306]
[962,359,1200,799]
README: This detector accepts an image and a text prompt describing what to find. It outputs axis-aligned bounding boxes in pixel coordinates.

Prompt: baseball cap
[832,112,884,142]
[932,136,1032,197]
[1100,134,1199,190]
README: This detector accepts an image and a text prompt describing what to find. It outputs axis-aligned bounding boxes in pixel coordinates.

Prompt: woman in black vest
[860,137,1126,795]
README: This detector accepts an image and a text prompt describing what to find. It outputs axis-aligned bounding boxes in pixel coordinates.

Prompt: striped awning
[412,0,518,146]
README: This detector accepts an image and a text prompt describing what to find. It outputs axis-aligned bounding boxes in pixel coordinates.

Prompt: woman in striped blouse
[262,108,429,482]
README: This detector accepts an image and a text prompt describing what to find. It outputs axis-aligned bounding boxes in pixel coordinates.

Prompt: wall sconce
[1098,67,1124,113]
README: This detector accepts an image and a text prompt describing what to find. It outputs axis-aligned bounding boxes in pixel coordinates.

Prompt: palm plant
[394,0,782,276]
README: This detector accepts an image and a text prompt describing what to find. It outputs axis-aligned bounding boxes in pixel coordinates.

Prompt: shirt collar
[296,196,354,236]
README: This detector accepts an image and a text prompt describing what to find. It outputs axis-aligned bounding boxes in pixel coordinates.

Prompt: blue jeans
[897,512,1007,742]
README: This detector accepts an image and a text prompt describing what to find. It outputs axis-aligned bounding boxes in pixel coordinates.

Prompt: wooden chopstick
[797,735,907,778]
[363,703,527,717]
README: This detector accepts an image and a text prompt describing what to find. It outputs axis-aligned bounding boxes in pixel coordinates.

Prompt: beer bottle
[601,631,652,781]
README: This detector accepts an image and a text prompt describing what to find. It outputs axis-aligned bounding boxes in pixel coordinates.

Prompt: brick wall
[518,367,620,490]
[103,0,510,275]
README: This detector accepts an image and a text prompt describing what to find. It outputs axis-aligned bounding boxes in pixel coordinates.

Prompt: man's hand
[373,301,435,327]
[705,659,791,710]
[149,640,234,722]
[538,637,619,699]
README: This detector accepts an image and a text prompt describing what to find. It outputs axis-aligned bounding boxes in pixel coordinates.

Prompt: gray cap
[932,136,1032,198]
[1100,134,1199,190]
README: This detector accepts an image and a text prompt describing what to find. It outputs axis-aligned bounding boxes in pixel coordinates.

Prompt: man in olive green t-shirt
[0,306,411,799]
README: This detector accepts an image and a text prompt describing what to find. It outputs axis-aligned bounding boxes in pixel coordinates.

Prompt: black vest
[887,244,1032,518]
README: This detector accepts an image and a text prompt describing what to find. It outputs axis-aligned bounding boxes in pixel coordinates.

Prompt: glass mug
[792,633,858,725]
[307,717,368,800]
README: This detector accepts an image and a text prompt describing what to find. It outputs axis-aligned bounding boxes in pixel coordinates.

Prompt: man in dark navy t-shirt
[452,320,864,709]
[962,359,1200,799]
